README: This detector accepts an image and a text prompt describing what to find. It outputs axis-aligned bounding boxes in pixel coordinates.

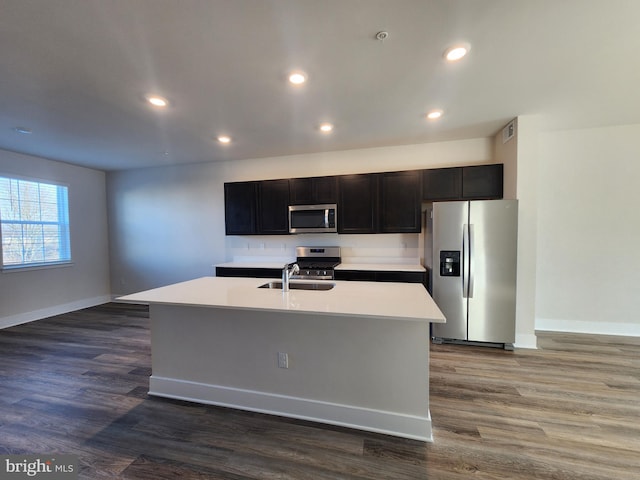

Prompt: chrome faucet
[282,262,300,292]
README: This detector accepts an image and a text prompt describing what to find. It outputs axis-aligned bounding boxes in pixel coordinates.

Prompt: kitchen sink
[258,281,335,291]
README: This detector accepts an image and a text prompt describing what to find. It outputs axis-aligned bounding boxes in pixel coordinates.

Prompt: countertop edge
[118,299,439,323]
[117,277,445,324]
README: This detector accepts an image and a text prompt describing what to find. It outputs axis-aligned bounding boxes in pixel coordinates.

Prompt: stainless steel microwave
[288,204,337,234]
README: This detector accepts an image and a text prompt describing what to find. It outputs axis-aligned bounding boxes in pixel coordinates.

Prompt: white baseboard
[0,295,111,329]
[515,333,538,349]
[149,376,433,442]
[536,318,640,338]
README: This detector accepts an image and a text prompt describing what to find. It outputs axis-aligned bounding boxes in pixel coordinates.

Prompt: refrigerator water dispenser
[439,251,460,277]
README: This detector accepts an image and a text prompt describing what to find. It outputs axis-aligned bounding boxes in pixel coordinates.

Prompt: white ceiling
[1,0,639,171]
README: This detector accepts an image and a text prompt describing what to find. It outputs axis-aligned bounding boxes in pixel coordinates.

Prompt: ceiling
[1,0,639,172]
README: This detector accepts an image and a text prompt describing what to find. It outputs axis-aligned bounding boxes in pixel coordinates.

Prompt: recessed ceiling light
[217,135,232,144]
[444,43,471,62]
[13,126,33,135]
[145,94,169,108]
[288,71,307,85]
[426,110,443,120]
[319,123,334,133]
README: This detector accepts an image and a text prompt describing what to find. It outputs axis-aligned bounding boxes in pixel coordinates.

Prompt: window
[0,176,71,269]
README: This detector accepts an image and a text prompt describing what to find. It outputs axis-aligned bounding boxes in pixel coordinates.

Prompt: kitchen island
[118,276,445,441]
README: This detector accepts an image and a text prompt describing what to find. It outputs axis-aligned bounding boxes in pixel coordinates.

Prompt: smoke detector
[375,31,389,41]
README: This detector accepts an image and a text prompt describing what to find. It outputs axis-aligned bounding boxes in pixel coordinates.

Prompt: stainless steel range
[291,246,341,280]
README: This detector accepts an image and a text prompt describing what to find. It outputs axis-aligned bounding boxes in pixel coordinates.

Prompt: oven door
[289,204,337,233]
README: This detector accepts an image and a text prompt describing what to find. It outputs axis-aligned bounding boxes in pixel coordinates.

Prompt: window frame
[0,174,72,271]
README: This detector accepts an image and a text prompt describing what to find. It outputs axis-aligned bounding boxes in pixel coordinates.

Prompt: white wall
[494,118,518,201]
[108,162,224,294]
[0,149,111,328]
[492,117,539,348]
[535,124,640,336]
[494,118,640,342]
[108,138,493,295]
[513,115,541,348]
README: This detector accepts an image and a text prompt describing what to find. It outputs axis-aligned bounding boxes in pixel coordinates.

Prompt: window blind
[0,176,71,269]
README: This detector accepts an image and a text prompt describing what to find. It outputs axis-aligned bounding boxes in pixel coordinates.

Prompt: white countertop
[335,263,425,272]
[216,261,289,269]
[118,276,445,323]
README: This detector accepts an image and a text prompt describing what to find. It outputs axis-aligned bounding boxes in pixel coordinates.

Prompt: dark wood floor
[1,304,638,479]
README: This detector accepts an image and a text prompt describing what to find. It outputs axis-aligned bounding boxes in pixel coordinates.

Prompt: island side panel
[149,304,432,441]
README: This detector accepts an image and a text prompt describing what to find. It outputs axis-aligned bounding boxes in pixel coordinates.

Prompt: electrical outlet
[277,352,289,369]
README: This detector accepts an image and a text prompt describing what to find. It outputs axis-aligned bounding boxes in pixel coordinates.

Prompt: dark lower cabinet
[335,269,426,287]
[334,270,377,282]
[338,174,378,234]
[220,266,427,287]
[380,171,421,233]
[224,181,258,235]
[376,271,426,283]
[216,267,281,279]
[258,179,290,234]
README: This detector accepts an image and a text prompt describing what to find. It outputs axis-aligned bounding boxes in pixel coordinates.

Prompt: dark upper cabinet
[225,164,503,236]
[422,164,503,201]
[422,167,462,201]
[258,179,290,234]
[313,176,338,204]
[338,174,378,234]
[224,181,258,235]
[224,179,289,235]
[462,164,503,199]
[379,170,421,233]
[289,177,312,205]
[289,176,338,205]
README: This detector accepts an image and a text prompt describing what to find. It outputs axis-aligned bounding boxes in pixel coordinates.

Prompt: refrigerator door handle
[462,224,469,298]
[468,224,475,298]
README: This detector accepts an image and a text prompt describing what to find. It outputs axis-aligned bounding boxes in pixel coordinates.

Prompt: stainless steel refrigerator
[427,199,518,348]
